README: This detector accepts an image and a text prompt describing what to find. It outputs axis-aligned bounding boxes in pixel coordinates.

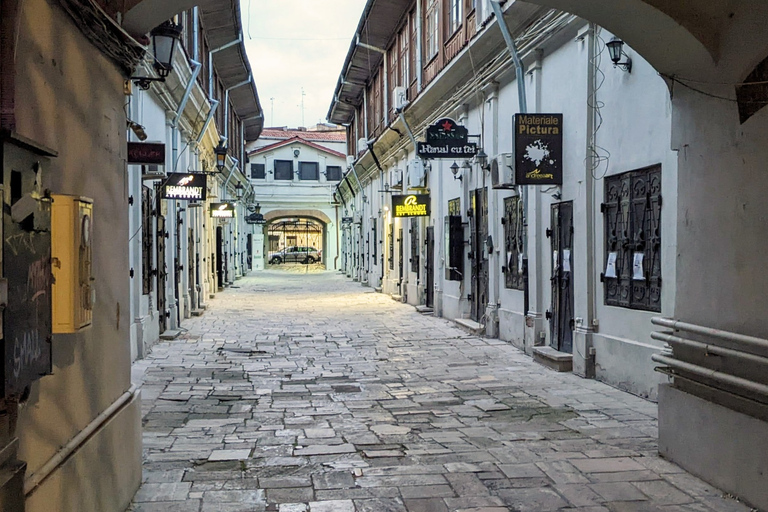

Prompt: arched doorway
[267,217,326,267]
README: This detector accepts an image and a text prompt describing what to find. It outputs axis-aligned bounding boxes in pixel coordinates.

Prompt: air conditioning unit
[408,158,426,189]
[390,168,403,189]
[346,155,356,166]
[141,164,166,180]
[393,86,408,111]
[357,137,370,153]
[491,152,515,189]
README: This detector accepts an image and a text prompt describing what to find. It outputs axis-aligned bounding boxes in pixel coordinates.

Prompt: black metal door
[397,227,404,293]
[156,215,167,333]
[470,188,489,322]
[175,210,182,326]
[216,226,224,289]
[188,228,195,306]
[425,226,434,308]
[549,201,574,353]
[247,234,253,270]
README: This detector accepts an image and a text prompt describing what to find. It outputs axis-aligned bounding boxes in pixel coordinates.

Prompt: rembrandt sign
[210,202,235,218]
[161,173,207,201]
[417,118,478,159]
[514,114,563,185]
[392,194,430,217]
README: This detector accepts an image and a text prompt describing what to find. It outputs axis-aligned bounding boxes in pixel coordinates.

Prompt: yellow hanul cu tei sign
[392,194,430,217]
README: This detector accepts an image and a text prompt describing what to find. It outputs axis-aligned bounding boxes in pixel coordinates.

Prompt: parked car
[269,246,320,264]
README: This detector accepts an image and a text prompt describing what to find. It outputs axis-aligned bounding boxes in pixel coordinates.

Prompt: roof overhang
[327,0,414,125]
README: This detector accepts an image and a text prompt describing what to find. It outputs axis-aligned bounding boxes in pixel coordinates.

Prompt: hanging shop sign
[245,212,265,224]
[417,118,478,159]
[210,202,235,218]
[161,172,207,200]
[392,194,430,217]
[514,113,563,185]
[341,216,354,225]
[127,142,165,165]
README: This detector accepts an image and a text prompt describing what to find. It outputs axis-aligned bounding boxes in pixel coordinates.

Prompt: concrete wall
[13,0,141,509]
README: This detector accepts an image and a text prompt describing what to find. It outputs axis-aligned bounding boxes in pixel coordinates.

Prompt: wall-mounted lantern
[476,149,488,170]
[450,161,462,182]
[215,141,228,172]
[235,182,244,200]
[606,37,632,73]
[131,20,183,90]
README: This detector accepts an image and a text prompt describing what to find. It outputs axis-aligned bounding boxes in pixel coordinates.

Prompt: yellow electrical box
[52,195,94,333]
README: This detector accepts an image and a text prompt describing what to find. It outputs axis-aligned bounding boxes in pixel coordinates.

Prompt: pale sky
[241,0,367,129]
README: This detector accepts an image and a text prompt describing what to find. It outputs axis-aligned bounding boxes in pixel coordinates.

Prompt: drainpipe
[224,77,252,144]
[209,37,242,98]
[192,7,199,62]
[196,99,220,144]
[173,60,201,128]
[490,0,531,318]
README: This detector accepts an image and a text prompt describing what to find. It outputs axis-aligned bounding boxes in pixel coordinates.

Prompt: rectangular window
[603,164,662,312]
[299,161,319,180]
[425,0,439,60]
[251,163,265,179]
[503,196,524,290]
[449,0,462,34]
[410,218,419,274]
[141,186,154,295]
[399,26,409,86]
[445,197,463,281]
[325,165,342,181]
[409,10,417,84]
[274,160,293,180]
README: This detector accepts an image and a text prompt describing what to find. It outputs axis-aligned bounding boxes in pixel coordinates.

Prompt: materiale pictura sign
[514,114,563,185]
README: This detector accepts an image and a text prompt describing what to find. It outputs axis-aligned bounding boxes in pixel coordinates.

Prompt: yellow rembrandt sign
[392,194,430,217]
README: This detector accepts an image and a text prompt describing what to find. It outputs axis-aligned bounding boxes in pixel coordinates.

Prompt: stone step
[532,346,573,372]
[415,305,433,314]
[159,329,182,340]
[190,309,204,317]
[454,318,484,335]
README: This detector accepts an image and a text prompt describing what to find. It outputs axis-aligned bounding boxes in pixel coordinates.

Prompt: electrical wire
[588,27,611,180]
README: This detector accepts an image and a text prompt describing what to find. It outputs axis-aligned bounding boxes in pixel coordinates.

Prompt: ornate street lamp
[131,20,183,90]
[215,141,228,172]
[606,37,632,73]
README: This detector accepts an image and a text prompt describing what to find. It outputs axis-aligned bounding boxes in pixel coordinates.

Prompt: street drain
[332,385,362,393]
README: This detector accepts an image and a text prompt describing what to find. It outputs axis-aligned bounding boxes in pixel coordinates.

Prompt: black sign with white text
[210,202,235,218]
[417,118,478,159]
[161,173,207,201]
[514,114,563,185]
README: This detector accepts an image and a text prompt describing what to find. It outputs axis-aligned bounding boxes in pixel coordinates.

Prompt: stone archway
[264,209,332,225]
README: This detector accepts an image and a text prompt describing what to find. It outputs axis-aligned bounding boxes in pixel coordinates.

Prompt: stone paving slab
[126,271,753,512]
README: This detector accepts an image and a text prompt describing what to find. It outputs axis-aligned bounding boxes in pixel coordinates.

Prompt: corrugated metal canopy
[327,0,412,125]
[199,0,263,140]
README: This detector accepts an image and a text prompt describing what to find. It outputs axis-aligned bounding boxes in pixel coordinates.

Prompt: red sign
[127,142,165,165]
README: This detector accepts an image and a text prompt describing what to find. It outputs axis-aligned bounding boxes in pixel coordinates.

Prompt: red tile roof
[259,128,347,142]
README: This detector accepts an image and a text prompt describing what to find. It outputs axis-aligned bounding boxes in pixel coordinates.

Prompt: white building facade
[328,2,675,401]
[246,128,347,271]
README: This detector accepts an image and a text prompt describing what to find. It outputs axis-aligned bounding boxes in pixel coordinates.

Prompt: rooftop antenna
[301,87,306,127]
[270,97,274,126]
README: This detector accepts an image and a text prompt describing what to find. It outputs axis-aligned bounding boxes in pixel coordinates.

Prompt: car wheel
[306,257,315,264]
[270,257,281,264]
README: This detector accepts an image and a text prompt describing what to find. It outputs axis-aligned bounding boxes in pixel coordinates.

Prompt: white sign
[605,251,618,278]
[563,249,571,273]
[633,252,645,280]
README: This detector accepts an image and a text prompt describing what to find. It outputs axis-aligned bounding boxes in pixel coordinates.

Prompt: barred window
[603,165,662,312]
[325,165,342,181]
[388,223,394,271]
[299,161,319,180]
[251,163,265,179]
[503,196,524,290]
[274,160,293,180]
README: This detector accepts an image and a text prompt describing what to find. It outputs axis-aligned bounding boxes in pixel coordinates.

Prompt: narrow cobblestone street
[127,271,751,512]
